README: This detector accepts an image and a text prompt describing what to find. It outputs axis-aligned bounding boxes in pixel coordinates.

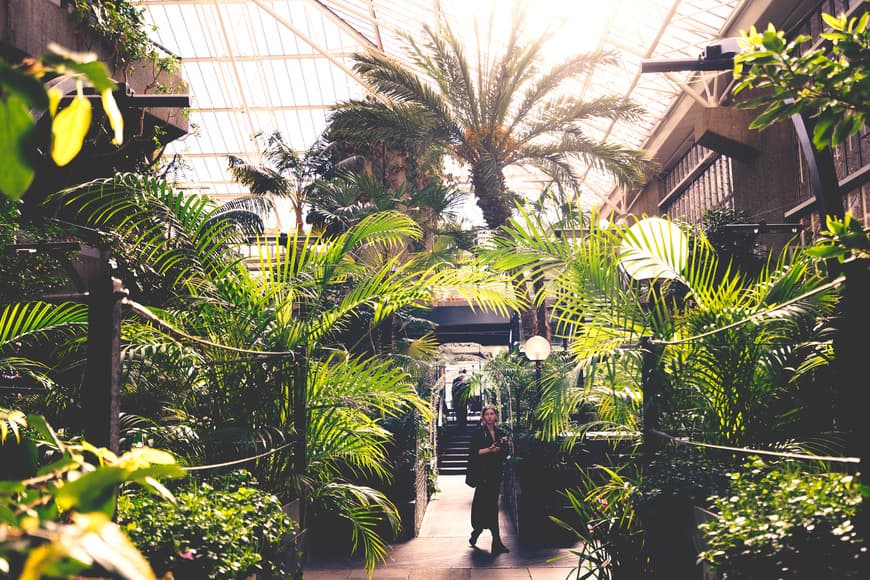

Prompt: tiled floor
[302,475,585,579]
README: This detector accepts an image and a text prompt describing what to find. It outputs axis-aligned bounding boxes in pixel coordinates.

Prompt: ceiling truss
[137,0,748,223]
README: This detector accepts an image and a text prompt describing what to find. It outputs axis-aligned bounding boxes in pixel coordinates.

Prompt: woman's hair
[480,405,498,423]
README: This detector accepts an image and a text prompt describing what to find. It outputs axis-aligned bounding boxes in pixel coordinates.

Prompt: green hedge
[118,470,296,579]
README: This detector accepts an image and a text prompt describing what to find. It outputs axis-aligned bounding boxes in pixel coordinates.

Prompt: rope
[124,299,298,358]
[648,428,860,464]
[650,275,844,347]
[182,442,293,472]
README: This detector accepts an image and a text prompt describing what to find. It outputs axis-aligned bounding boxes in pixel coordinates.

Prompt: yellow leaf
[51,94,91,166]
[118,447,176,468]
[20,543,54,580]
[101,89,124,145]
[73,511,111,532]
[48,87,61,117]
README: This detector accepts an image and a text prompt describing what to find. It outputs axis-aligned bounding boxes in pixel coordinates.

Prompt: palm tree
[228,131,317,234]
[330,12,655,231]
[480,208,837,446]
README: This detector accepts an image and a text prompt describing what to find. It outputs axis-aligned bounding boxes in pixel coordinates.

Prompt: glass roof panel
[139,0,747,214]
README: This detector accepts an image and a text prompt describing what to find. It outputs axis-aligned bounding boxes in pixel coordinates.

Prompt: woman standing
[466,405,510,554]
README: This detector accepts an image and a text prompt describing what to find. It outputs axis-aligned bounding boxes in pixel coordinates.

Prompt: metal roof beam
[250,0,390,105]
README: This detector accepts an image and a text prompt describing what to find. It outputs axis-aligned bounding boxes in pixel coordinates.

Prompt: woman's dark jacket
[466,425,507,487]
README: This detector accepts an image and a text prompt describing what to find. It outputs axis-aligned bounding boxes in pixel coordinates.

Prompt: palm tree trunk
[471,163,550,339]
[294,202,304,234]
[470,164,512,231]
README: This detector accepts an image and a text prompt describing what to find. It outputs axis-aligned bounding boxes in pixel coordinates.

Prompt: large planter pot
[637,494,700,579]
[396,499,417,542]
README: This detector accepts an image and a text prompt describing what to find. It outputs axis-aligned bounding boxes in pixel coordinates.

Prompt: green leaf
[0,504,17,525]
[761,30,785,52]
[125,463,187,484]
[804,245,847,259]
[72,513,158,580]
[20,543,89,580]
[68,61,117,93]
[821,12,844,32]
[51,93,92,166]
[26,414,64,450]
[36,453,78,477]
[117,447,178,468]
[0,95,37,200]
[0,480,26,493]
[54,466,124,516]
[101,89,124,145]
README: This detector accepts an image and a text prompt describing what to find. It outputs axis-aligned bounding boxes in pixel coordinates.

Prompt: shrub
[118,470,296,579]
[698,458,867,578]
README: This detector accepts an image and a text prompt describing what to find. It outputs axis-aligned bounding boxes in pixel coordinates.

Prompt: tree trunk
[470,163,551,340]
[470,164,512,230]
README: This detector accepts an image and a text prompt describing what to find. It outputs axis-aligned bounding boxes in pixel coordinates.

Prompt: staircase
[438,420,478,475]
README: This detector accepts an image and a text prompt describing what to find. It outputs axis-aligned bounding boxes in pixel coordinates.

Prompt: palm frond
[50,174,245,289]
[313,482,400,573]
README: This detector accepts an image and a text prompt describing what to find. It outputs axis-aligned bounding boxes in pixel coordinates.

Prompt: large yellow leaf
[101,89,124,145]
[51,94,91,166]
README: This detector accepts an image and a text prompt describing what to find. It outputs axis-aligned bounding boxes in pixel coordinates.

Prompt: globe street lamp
[522,335,551,426]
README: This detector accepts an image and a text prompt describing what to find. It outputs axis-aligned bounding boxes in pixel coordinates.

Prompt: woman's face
[482,408,497,424]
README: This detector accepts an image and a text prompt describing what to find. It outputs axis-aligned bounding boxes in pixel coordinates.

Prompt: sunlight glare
[441,0,622,64]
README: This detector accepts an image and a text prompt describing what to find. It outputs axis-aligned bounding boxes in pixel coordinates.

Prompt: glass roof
[139,0,747,222]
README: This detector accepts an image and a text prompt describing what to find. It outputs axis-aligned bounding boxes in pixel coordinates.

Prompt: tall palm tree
[331,12,655,231]
[227,131,316,234]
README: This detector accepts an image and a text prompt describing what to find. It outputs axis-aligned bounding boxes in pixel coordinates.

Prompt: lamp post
[522,335,551,427]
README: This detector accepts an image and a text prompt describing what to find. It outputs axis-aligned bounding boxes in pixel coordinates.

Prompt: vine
[69,0,179,76]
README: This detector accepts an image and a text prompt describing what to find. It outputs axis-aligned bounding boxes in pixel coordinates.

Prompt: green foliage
[48,172,517,575]
[118,470,296,579]
[227,131,318,234]
[699,458,867,578]
[0,410,185,579]
[805,211,870,262]
[0,200,75,303]
[733,10,870,150]
[551,464,648,579]
[70,0,179,74]
[0,46,121,200]
[700,206,761,276]
[636,445,733,508]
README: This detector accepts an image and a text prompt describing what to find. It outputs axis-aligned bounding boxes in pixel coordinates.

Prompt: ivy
[70,0,179,75]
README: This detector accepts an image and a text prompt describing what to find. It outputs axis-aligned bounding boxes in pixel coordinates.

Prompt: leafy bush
[699,458,867,578]
[118,470,296,579]
[637,444,733,508]
[0,410,185,579]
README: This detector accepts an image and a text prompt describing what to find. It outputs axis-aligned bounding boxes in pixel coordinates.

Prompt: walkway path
[303,475,584,579]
